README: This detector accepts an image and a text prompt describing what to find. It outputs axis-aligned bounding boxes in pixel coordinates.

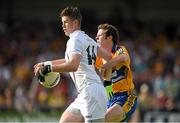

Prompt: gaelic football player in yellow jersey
[95,24,137,122]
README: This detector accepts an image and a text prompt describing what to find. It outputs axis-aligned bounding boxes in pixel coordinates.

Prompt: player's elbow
[71,64,79,72]
[71,67,78,72]
[117,54,128,63]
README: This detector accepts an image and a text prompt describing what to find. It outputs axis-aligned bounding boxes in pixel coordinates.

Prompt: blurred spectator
[14,86,32,112]
[138,83,154,120]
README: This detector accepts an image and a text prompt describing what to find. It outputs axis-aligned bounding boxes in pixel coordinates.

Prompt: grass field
[0,111,62,122]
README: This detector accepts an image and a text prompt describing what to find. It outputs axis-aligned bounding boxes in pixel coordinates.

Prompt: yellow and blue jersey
[96,45,137,121]
[96,45,134,93]
[110,45,134,93]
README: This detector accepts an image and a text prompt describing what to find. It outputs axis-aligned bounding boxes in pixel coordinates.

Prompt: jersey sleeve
[116,46,129,56]
[68,39,83,55]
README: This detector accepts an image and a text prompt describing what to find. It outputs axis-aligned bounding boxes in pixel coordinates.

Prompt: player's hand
[37,64,52,82]
[101,65,112,81]
[33,63,43,76]
[102,63,109,70]
[100,68,105,77]
[34,63,52,82]
[34,61,52,76]
[39,65,52,76]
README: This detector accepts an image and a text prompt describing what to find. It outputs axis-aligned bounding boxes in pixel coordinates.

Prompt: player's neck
[105,44,113,53]
[107,40,113,53]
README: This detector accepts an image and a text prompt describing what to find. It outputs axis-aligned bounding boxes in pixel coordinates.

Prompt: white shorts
[66,82,108,121]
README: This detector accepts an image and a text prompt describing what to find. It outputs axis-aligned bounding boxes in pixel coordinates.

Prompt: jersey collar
[111,44,118,53]
[69,30,84,38]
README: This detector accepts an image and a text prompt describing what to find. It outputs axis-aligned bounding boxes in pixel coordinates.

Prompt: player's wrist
[39,61,52,76]
[43,61,52,71]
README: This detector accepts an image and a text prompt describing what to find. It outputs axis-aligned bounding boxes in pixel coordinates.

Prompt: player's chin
[64,32,69,36]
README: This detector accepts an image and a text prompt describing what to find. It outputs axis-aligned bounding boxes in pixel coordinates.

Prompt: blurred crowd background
[0,0,180,122]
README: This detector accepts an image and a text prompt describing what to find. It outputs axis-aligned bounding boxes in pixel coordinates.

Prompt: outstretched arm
[102,53,128,70]
[97,47,112,61]
[34,54,81,76]
[51,59,66,65]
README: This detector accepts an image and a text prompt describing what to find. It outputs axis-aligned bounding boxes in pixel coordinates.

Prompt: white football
[39,72,60,88]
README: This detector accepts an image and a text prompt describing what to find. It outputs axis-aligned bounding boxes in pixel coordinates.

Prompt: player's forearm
[103,54,128,69]
[97,47,112,61]
[52,62,78,73]
[51,59,66,65]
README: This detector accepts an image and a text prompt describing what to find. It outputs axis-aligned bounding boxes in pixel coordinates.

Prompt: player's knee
[86,118,105,123]
[105,110,126,122]
[105,114,108,121]
[59,111,84,123]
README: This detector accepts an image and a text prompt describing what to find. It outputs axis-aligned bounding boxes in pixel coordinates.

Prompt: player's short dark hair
[98,24,119,44]
[60,6,82,23]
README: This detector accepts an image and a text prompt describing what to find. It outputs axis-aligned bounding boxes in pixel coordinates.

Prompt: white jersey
[65,30,102,92]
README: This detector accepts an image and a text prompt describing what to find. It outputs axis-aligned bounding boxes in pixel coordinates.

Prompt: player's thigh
[59,108,84,122]
[82,83,107,121]
[105,103,126,122]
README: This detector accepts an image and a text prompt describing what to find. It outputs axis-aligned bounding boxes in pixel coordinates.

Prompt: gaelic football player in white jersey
[34,6,111,122]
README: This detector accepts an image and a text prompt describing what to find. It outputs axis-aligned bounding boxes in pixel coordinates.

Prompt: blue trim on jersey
[111,45,118,53]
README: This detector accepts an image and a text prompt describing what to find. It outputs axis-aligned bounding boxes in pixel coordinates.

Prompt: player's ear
[107,35,113,41]
[73,19,80,26]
